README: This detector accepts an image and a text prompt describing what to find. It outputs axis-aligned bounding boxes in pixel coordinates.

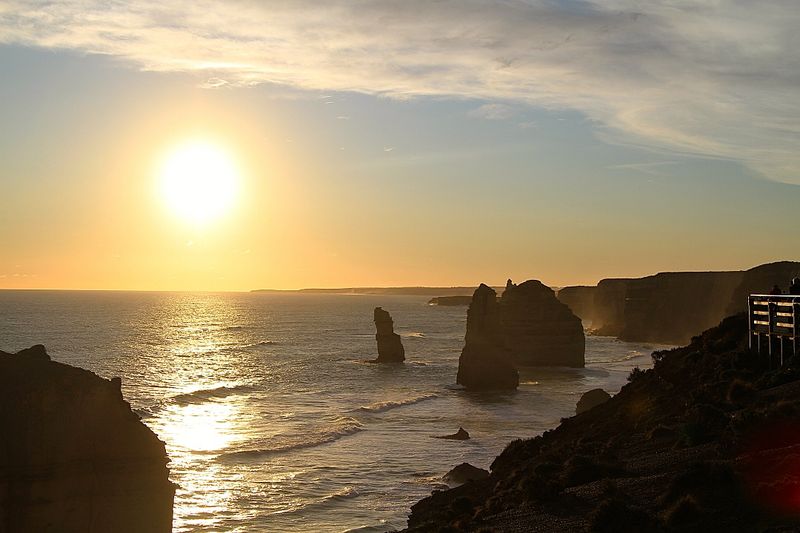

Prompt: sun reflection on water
[161,402,239,452]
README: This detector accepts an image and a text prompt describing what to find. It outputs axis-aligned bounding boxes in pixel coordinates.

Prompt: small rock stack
[373,307,405,363]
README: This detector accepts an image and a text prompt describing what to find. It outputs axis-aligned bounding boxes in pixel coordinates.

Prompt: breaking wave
[220,417,363,460]
[134,384,257,418]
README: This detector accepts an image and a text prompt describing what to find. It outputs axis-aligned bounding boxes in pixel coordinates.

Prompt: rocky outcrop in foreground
[405,315,800,531]
[456,284,519,390]
[0,345,174,532]
[373,307,405,363]
[443,463,489,487]
[501,280,585,367]
[576,388,611,414]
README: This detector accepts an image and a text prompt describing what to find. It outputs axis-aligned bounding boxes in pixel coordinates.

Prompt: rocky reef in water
[501,280,585,368]
[404,314,800,531]
[373,307,405,363]
[557,261,800,345]
[456,284,519,390]
[0,345,175,533]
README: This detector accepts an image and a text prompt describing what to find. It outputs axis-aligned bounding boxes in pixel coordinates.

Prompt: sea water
[0,290,666,532]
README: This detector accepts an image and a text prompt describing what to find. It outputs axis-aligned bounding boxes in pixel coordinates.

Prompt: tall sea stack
[0,345,175,532]
[457,284,519,390]
[373,307,405,363]
[501,279,585,367]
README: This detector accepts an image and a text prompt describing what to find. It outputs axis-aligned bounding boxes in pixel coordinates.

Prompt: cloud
[1,1,799,183]
[469,103,514,120]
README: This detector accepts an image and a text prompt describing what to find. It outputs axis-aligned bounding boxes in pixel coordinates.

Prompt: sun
[159,140,239,224]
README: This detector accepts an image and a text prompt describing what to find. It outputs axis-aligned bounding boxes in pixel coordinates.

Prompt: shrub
[589,498,659,532]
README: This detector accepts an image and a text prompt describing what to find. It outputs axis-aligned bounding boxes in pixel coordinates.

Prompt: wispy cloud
[1,1,798,183]
[469,103,514,120]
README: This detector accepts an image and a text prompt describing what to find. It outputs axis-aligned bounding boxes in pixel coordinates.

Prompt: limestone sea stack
[501,280,585,368]
[0,345,175,532]
[373,307,405,363]
[456,284,519,390]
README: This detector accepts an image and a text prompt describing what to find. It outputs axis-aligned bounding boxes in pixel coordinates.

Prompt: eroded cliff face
[591,278,632,336]
[456,284,519,390]
[619,271,742,344]
[726,261,800,315]
[555,286,596,324]
[373,307,405,363]
[0,345,175,533]
[501,280,585,368]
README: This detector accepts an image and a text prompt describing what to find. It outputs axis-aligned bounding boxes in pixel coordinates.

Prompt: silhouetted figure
[770,285,783,295]
[790,278,800,295]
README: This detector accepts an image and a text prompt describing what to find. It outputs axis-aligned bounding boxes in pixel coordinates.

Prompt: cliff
[619,271,742,344]
[558,261,800,345]
[456,284,519,390]
[555,286,596,324]
[591,278,631,336]
[0,345,175,533]
[405,315,800,531]
[501,280,585,368]
[726,261,800,314]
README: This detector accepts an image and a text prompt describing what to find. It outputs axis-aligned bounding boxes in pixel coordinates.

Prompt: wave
[604,351,647,363]
[241,340,279,349]
[355,393,438,413]
[220,417,362,460]
[134,384,257,418]
[222,325,246,331]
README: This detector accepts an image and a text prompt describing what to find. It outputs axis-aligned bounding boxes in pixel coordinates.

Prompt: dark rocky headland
[404,314,800,531]
[0,345,175,532]
[429,295,473,306]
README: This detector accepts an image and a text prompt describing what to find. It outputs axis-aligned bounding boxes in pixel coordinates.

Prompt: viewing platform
[748,294,800,365]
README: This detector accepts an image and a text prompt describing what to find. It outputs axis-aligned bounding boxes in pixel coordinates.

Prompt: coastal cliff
[501,280,585,368]
[618,271,742,344]
[726,261,800,315]
[405,315,800,531]
[558,261,800,345]
[555,286,596,324]
[0,345,175,533]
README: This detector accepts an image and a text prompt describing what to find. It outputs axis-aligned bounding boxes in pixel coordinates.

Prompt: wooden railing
[748,294,800,365]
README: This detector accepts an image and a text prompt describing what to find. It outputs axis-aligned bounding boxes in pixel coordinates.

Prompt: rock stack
[0,345,175,532]
[500,279,585,368]
[456,284,519,390]
[373,307,405,363]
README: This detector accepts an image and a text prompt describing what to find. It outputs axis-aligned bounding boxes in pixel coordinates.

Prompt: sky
[1,0,799,291]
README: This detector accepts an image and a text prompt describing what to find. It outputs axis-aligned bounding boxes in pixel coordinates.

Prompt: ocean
[0,290,666,532]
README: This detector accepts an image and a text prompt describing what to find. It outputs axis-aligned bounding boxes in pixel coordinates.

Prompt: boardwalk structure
[748,294,800,366]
